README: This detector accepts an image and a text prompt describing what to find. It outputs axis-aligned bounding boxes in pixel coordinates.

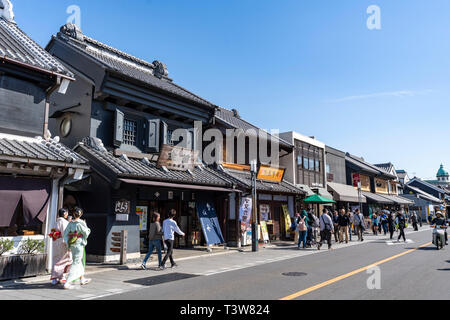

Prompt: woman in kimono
[50,209,72,285]
[63,207,91,290]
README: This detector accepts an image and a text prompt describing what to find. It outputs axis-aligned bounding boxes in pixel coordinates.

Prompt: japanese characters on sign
[257,165,285,183]
[157,144,200,171]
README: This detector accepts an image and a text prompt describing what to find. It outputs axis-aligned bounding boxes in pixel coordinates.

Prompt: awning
[119,178,241,193]
[313,187,334,199]
[304,194,336,204]
[327,182,367,203]
[296,184,315,197]
[378,194,414,205]
[362,192,394,204]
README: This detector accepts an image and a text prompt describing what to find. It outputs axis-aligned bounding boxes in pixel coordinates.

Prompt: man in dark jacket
[396,212,407,242]
[338,209,350,243]
[333,211,339,242]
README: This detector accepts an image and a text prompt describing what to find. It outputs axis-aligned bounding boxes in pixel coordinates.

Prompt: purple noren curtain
[0,177,51,227]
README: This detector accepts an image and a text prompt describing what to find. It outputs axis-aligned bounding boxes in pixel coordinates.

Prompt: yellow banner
[282,204,292,234]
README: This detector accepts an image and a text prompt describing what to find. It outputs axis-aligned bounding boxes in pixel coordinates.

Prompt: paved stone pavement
[0,226,428,300]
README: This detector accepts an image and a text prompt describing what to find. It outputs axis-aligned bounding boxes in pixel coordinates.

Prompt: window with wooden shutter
[113,109,124,147]
[147,119,160,153]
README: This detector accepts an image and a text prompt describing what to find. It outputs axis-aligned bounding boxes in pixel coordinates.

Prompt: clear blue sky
[13,0,450,179]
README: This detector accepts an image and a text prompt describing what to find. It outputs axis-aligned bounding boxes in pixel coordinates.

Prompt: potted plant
[0,238,47,281]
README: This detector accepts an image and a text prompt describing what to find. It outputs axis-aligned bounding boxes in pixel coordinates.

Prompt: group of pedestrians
[293,207,417,250]
[141,209,185,270]
[49,207,91,290]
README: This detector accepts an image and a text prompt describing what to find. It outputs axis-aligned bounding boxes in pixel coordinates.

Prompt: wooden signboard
[157,144,199,171]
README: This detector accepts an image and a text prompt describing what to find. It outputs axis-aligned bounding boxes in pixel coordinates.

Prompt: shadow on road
[437,268,450,271]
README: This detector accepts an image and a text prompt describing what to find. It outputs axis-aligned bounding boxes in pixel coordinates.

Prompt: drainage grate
[282,272,307,277]
[124,273,199,286]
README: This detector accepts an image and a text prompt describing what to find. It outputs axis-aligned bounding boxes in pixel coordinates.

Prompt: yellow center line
[280,241,432,300]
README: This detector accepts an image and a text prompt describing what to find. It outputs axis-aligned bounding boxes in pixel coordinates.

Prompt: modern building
[279,132,331,199]
[0,1,88,278]
[425,164,450,189]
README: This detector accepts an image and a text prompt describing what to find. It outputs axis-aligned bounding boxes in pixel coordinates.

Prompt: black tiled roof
[55,23,215,108]
[0,18,73,78]
[215,107,293,148]
[0,136,86,165]
[346,154,396,179]
[76,143,232,187]
[214,167,304,194]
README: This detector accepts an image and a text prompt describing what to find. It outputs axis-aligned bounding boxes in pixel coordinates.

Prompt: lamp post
[251,160,259,252]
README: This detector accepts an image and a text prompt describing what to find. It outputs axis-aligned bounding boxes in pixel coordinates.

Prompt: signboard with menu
[157,144,199,171]
[257,165,285,183]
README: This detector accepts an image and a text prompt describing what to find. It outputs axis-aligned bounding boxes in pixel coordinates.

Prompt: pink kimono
[50,217,73,282]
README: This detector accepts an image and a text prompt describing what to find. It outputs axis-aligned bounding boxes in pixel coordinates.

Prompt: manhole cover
[282,272,307,277]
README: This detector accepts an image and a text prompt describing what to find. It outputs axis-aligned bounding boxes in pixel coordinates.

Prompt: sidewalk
[0,226,425,292]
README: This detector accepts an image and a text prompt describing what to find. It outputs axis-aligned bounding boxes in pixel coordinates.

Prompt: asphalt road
[101,229,450,300]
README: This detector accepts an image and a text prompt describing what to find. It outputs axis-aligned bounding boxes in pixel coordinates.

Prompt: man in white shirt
[161,209,185,269]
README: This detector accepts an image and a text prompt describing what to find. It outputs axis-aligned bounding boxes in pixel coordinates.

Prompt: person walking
[353,209,365,241]
[332,211,339,243]
[296,214,308,250]
[411,212,419,231]
[388,213,396,240]
[318,209,333,250]
[303,210,312,247]
[396,211,407,242]
[141,212,163,270]
[50,209,72,285]
[160,209,185,270]
[372,213,379,235]
[63,207,91,290]
[293,213,301,245]
[381,212,388,235]
[347,210,354,242]
[338,209,350,244]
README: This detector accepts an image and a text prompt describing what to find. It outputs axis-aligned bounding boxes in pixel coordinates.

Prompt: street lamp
[251,160,259,252]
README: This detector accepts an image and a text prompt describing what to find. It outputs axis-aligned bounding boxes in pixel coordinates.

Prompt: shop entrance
[136,200,205,253]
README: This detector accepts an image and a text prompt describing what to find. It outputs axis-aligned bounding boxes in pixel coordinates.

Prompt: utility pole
[251,160,259,252]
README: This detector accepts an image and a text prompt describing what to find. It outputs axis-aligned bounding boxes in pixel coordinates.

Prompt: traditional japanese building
[0,0,88,277]
[46,23,238,262]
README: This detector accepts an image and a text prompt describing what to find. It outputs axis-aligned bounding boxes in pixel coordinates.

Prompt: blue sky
[13,0,450,179]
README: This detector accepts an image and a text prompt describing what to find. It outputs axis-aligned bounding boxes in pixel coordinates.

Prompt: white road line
[77,294,96,299]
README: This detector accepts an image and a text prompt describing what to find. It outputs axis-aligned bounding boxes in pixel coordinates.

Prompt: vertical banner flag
[260,221,270,242]
[239,197,253,234]
[282,204,292,234]
[197,200,224,246]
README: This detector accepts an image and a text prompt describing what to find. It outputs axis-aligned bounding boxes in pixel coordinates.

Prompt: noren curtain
[0,176,51,227]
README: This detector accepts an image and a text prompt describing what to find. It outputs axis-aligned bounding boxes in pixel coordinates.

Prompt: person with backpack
[297,214,308,250]
[388,213,396,240]
[318,209,333,250]
[353,209,366,241]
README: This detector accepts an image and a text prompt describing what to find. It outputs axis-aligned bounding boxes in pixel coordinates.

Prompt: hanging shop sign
[197,201,225,246]
[115,199,130,222]
[282,204,292,234]
[352,173,361,187]
[375,178,389,194]
[239,197,253,234]
[157,144,200,171]
[136,206,148,231]
[257,165,285,183]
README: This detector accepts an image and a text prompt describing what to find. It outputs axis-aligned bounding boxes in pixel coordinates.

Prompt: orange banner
[257,165,285,183]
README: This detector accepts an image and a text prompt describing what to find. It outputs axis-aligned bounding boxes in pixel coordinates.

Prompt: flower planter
[0,254,47,281]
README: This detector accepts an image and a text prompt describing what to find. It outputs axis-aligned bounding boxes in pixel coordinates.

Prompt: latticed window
[123,119,137,146]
